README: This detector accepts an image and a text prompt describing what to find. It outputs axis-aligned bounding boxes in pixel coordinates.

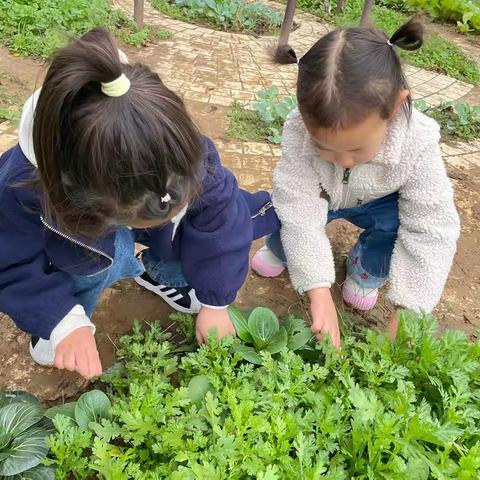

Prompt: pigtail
[389,18,424,51]
[272,44,298,65]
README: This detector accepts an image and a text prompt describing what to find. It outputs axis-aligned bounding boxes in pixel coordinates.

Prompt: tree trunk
[336,0,346,15]
[134,0,145,29]
[279,0,297,46]
[360,0,374,26]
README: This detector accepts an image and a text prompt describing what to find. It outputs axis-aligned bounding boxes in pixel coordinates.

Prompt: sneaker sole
[134,276,201,314]
[342,286,378,311]
[29,343,54,367]
[251,254,285,278]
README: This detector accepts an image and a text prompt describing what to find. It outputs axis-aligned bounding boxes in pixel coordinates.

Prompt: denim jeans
[267,193,399,289]
[70,229,144,317]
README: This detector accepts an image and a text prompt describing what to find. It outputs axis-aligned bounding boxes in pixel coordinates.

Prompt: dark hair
[273,18,424,129]
[33,27,203,237]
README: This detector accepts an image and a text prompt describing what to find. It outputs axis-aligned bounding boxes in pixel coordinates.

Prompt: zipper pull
[342,168,351,184]
[251,201,274,219]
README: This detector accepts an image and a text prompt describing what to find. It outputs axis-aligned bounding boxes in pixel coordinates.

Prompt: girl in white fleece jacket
[252,19,460,347]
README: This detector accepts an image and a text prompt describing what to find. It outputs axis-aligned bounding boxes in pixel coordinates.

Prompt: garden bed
[0,0,171,59]
[150,0,284,36]
[2,308,479,478]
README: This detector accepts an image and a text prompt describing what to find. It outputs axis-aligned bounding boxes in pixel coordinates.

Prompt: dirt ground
[0,37,479,402]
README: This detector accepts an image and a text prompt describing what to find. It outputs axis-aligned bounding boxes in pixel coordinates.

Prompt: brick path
[1,0,478,184]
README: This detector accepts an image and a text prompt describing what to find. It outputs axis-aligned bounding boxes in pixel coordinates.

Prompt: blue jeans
[71,229,188,318]
[267,193,399,289]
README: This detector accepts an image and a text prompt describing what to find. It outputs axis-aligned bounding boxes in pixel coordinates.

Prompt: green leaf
[264,327,288,354]
[228,306,253,343]
[74,390,111,431]
[0,427,49,476]
[0,431,12,450]
[5,464,56,479]
[0,404,44,437]
[45,402,76,423]
[0,393,40,409]
[248,307,279,345]
[232,343,263,364]
[188,375,213,403]
[287,329,314,351]
[283,315,307,336]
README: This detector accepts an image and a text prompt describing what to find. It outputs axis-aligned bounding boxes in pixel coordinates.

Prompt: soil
[0,33,479,403]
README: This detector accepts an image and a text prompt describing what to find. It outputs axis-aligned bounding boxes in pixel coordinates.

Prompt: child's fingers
[54,352,64,370]
[196,330,204,345]
[63,351,76,371]
[89,349,103,377]
[75,351,91,379]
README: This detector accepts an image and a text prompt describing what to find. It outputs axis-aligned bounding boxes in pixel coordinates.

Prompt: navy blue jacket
[0,137,280,339]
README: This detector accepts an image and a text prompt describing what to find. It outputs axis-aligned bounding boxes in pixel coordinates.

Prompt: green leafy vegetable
[0,393,54,478]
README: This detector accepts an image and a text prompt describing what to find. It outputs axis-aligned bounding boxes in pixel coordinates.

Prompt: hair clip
[161,193,172,203]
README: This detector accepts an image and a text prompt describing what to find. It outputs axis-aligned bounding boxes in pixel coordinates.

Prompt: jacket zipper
[251,201,274,219]
[40,216,114,276]
[342,168,351,209]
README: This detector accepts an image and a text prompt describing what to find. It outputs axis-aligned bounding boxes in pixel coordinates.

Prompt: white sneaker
[135,252,201,314]
[29,336,55,366]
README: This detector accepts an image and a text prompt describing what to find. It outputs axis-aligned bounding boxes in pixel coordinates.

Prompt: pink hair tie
[161,193,171,203]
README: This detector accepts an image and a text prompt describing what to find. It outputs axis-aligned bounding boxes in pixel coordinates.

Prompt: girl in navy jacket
[0,28,279,379]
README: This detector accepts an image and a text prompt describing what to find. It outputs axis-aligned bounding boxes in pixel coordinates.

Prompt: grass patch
[227,101,273,143]
[0,0,172,58]
[416,99,480,141]
[294,0,480,84]
[150,0,283,35]
[227,86,297,144]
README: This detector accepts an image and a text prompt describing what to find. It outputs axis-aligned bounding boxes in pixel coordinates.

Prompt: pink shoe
[251,246,285,278]
[342,276,378,311]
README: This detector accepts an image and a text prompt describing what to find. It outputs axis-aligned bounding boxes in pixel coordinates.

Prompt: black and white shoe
[29,336,55,366]
[135,252,201,314]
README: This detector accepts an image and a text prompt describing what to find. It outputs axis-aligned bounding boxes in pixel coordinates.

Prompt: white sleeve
[387,142,460,312]
[272,113,335,294]
[49,305,96,350]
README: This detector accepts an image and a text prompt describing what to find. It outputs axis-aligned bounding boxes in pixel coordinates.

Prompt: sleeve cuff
[299,282,332,294]
[49,305,96,349]
[200,303,229,310]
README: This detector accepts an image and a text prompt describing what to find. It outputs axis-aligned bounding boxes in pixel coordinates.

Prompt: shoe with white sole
[342,275,378,311]
[135,252,201,314]
[29,336,55,366]
[251,245,286,278]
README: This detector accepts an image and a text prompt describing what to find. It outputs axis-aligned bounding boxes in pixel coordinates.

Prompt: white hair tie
[101,73,130,97]
[386,39,393,47]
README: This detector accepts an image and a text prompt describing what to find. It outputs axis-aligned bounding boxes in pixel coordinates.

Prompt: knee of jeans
[266,233,287,262]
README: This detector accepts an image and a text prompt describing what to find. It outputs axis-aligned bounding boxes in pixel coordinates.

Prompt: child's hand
[386,310,400,341]
[196,306,236,344]
[308,288,341,348]
[54,327,102,379]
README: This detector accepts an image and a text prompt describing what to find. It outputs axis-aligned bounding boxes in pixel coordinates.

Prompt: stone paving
[1,0,479,185]
[115,0,480,177]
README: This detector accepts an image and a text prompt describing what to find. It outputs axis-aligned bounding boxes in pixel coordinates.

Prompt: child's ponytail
[32,28,203,237]
[271,18,424,129]
[388,18,423,51]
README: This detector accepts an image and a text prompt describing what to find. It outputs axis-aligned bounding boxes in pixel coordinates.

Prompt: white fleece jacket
[273,108,460,312]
